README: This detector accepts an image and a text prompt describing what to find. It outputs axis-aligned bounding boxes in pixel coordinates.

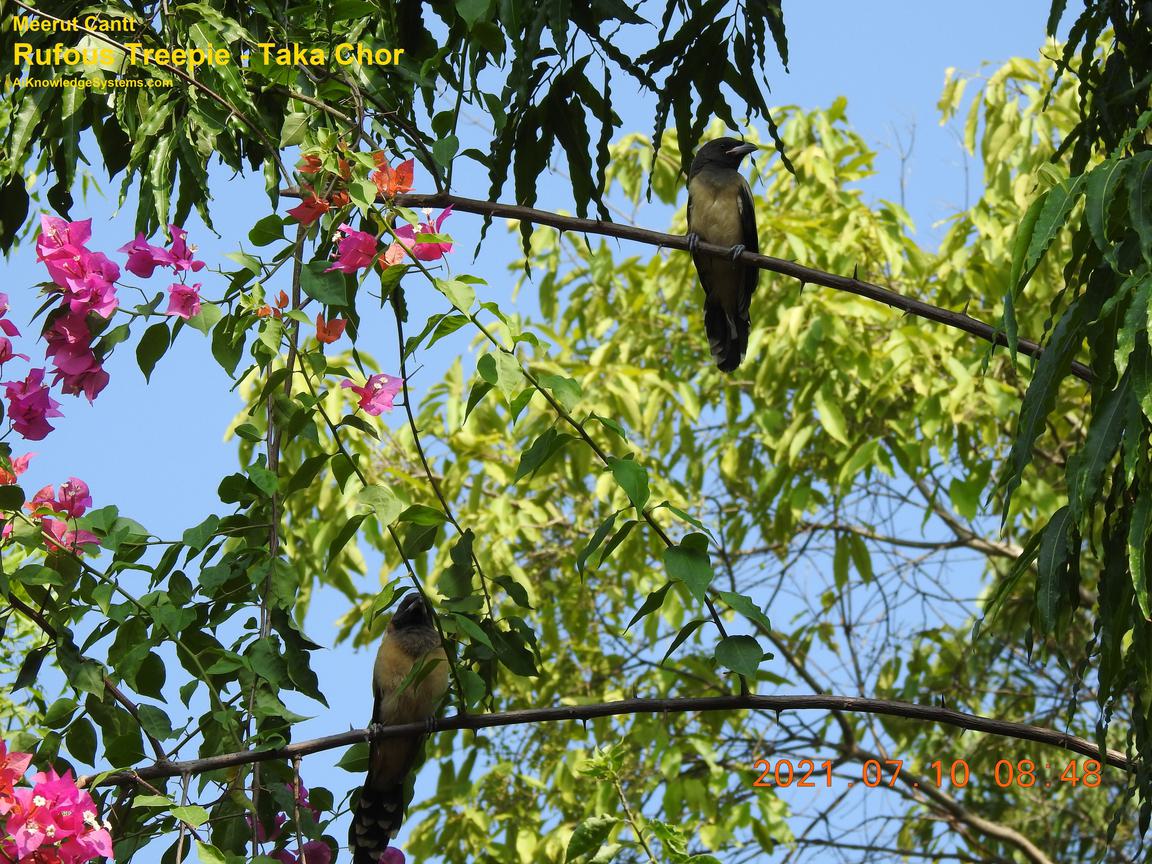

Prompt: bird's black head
[690,137,758,177]
[391,592,432,631]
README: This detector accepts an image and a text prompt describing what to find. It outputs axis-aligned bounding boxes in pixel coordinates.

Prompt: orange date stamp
[751,758,1104,790]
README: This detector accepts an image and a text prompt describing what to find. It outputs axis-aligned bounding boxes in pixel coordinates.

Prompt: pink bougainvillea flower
[166,283,202,320]
[62,266,120,319]
[4,768,112,861]
[0,337,30,366]
[44,312,108,403]
[57,477,92,517]
[325,224,379,273]
[315,313,346,344]
[341,373,403,415]
[35,215,93,286]
[42,519,101,555]
[287,193,330,226]
[0,739,32,816]
[0,453,34,486]
[30,478,91,518]
[167,224,206,273]
[274,839,334,864]
[3,369,63,441]
[119,232,176,278]
[0,293,21,338]
[392,206,453,260]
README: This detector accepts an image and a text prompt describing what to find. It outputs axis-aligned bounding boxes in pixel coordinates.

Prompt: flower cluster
[35,215,120,404]
[118,225,206,321]
[284,151,452,270]
[323,208,453,275]
[8,476,100,555]
[31,477,98,554]
[3,216,210,443]
[0,740,113,863]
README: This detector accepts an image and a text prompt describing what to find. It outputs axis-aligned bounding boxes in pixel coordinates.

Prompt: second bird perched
[686,137,760,373]
[348,592,448,864]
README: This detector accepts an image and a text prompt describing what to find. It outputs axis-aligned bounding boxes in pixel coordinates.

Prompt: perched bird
[349,592,449,864]
[686,137,760,372]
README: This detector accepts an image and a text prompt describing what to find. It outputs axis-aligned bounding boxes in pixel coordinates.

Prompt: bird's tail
[349,782,405,864]
[704,303,749,373]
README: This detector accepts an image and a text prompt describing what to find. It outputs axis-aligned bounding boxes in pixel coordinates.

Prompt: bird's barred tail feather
[349,782,405,864]
[704,303,749,372]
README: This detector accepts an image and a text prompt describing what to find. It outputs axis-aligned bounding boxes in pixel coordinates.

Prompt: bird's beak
[727,142,758,158]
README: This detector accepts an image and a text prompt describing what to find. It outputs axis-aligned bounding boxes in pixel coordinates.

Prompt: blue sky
[2,2,1079,860]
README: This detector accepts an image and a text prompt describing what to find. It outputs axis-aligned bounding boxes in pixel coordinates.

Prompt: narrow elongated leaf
[1036,506,1074,634]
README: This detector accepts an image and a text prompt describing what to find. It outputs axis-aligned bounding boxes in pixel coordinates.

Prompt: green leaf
[1068,372,1130,521]
[998,285,1105,519]
[566,815,618,863]
[433,135,460,166]
[136,322,171,382]
[357,484,404,525]
[182,515,220,552]
[1129,494,1152,619]
[1127,151,1152,262]
[814,385,849,444]
[1084,156,1127,254]
[66,717,97,765]
[717,590,771,632]
[195,841,228,864]
[514,428,576,481]
[187,302,223,335]
[1036,505,1074,634]
[0,484,26,512]
[285,454,331,497]
[609,458,649,509]
[439,530,475,598]
[301,260,349,306]
[457,0,490,28]
[398,505,448,525]
[453,613,495,650]
[327,514,366,567]
[832,534,849,589]
[1024,175,1085,275]
[627,582,671,629]
[435,277,475,313]
[171,805,210,828]
[715,635,763,677]
[538,373,583,412]
[577,511,618,574]
[660,618,706,664]
[249,214,285,246]
[663,533,713,602]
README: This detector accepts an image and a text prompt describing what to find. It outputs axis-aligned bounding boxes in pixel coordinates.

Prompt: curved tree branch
[87,692,1131,787]
[340,189,1092,384]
